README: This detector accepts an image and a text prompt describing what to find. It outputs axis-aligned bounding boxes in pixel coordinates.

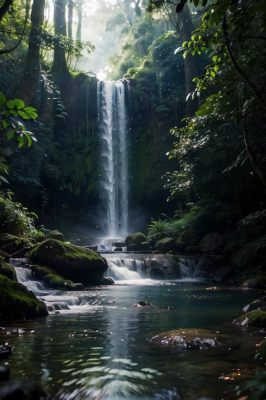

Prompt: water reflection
[3,284,260,399]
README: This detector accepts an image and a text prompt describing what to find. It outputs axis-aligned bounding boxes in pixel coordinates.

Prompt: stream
[1,255,261,399]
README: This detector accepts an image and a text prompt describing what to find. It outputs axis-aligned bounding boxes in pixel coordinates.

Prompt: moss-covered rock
[0,234,34,256]
[0,275,48,320]
[29,239,107,285]
[155,237,177,252]
[0,257,16,281]
[30,265,83,290]
[233,310,266,328]
[126,232,147,251]
[45,230,65,242]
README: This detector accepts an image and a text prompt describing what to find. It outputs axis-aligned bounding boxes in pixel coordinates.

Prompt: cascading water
[97,80,129,238]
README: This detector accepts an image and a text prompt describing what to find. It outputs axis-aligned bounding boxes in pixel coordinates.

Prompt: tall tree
[18,0,45,104]
[68,0,73,39]
[51,0,68,76]
[76,0,82,41]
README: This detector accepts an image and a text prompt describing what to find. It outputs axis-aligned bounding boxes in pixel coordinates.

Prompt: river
[2,267,260,400]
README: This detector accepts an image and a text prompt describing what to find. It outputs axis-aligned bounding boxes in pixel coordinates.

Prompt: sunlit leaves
[0,91,38,148]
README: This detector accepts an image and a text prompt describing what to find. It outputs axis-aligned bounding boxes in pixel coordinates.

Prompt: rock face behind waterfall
[29,239,107,285]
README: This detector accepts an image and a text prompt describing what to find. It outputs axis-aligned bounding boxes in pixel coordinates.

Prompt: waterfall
[104,253,209,284]
[97,80,129,237]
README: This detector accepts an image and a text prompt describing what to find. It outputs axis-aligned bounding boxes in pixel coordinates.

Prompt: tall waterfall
[97,80,129,237]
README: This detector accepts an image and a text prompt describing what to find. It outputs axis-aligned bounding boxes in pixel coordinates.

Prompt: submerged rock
[0,380,46,399]
[0,345,12,359]
[151,328,239,353]
[133,300,152,307]
[29,239,107,286]
[101,276,115,285]
[0,275,48,320]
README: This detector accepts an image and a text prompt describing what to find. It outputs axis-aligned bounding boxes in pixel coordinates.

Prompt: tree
[18,0,45,104]
[68,0,73,39]
[51,0,69,76]
[75,0,83,41]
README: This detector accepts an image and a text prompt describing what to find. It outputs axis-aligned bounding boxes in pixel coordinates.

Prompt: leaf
[6,130,15,140]
[0,92,7,107]
[2,120,9,129]
[17,110,30,120]
[23,106,38,119]
[14,98,25,109]
[6,100,15,110]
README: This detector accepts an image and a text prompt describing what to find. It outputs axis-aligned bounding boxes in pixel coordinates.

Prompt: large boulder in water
[0,275,48,321]
[29,239,107,285]
[151,328,239,354]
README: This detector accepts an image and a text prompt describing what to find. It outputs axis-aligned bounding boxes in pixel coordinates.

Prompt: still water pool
[2,283,262,399]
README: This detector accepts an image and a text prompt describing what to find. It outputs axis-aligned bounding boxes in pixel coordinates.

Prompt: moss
[31,265,80,290]
[29,239,107,285]
[45,230,65,241]
[155,237,177,252]
[126,232,147,246]
[234,310,266,328]
[0,275,48,321]
[0,233,34,256]
[0,257,16,281]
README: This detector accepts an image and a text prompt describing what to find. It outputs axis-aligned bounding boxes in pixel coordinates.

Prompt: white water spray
[97,80,129,237]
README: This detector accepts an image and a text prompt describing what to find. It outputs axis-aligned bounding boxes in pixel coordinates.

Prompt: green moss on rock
[0,233,34,256]
[29,239,107,285]
[233,310,266,328]
[0,275,48,320]
[31,265,83,290]
[126,232,147,250]
[0,257,16,281]
[45,230,65,242]
[155,237,177,252]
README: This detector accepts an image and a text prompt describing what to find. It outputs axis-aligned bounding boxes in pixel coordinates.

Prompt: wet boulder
[154,238,177,252]
[0,257,16,281]
[233,310,266,328]
[45,230,65,242]
[151,328,239,354]
[30,265,84,290]
[243,296,266,313]
[0,275,48,320]
[29,239,107,286]
[101,276,115,285]
[125,232,147,251]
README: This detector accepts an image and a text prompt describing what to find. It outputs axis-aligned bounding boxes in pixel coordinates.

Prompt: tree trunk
[18,0,45,104]
[51,0,68,76]
[68,0,73,39]
[179,5,198,116]
[76,0,82,41]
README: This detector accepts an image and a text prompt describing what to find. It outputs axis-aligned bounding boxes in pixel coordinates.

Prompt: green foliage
[0,91,37,147]
[0,195,39,237]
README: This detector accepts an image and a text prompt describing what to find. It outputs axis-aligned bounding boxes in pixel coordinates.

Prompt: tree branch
[222,13,264,104]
